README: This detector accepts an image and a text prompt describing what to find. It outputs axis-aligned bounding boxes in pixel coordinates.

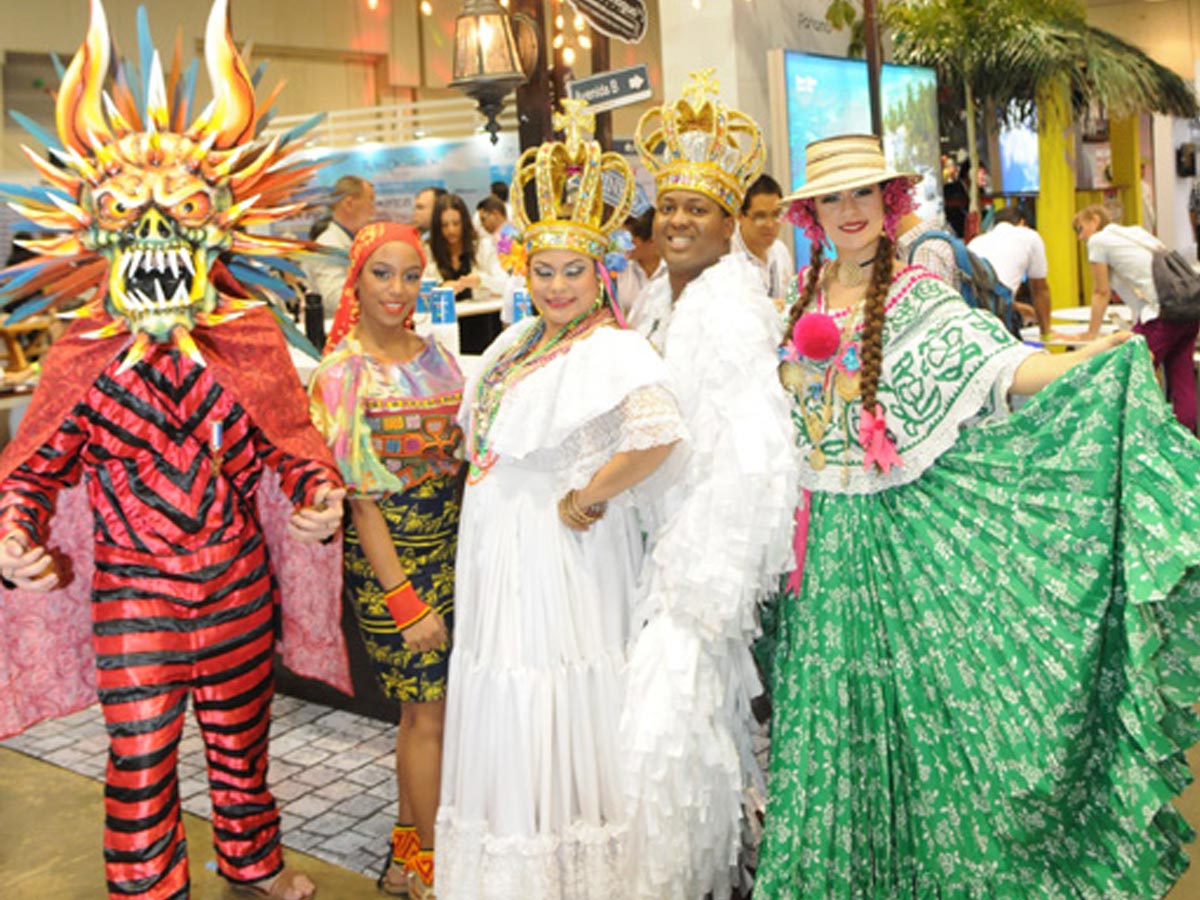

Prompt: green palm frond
[882,0,1196,119]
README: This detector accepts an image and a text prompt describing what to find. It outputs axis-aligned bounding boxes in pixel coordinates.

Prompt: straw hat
[781,134,918,203]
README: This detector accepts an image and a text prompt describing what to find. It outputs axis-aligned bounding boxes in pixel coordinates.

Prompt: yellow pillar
[1035,80,1078,310]
[1108,116,1142,227]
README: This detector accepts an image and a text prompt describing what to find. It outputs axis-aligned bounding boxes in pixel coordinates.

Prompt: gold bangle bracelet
[564,489,606,525]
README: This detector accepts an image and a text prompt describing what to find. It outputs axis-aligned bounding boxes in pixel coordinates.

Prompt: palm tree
[830,0,1199,215]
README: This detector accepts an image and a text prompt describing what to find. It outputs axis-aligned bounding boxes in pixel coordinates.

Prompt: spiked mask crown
[0,0,328,368]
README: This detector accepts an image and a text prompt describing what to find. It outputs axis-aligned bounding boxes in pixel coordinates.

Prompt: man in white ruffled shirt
[621,72,799,900]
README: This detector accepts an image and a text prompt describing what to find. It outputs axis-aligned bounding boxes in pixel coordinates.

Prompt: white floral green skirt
[757,342,1200,898]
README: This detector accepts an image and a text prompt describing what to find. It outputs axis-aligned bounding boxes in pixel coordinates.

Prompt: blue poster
[781,52,941,265]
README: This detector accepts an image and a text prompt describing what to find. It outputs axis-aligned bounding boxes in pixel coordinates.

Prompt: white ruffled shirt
[621,252,799,900]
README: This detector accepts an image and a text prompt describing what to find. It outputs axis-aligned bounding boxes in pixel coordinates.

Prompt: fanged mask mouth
[111,242,206,319]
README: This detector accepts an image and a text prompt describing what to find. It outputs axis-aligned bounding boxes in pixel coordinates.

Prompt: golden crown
[511,99,635,260]
[634,69,765,214]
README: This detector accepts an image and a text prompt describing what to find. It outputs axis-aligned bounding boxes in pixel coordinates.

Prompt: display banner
[280,134,519,237]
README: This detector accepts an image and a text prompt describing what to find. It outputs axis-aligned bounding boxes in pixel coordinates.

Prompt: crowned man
[0,2,351,898]
[621,71,799,899]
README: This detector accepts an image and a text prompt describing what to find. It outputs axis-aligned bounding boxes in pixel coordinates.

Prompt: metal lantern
[449,0,530,144]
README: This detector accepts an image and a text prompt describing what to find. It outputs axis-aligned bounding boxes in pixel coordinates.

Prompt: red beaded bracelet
[384,581,430,630]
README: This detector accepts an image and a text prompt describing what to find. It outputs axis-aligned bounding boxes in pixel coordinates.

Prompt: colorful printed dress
[755,265,1200,898]
[436,310,686,900]
[309,334,464,701]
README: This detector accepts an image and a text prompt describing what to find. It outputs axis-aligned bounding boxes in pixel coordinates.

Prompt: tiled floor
[0,695,400,880]
[7,695,1197,898]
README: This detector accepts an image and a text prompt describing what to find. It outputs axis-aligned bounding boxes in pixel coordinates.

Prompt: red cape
[0,304,333,483]
[0,304,352,738]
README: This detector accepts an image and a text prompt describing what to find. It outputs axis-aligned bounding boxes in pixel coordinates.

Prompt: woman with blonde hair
[1070,202,1197,432]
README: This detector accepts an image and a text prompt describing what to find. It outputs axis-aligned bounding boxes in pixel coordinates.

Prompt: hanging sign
[566,64,652,114]
[570,0,648,44]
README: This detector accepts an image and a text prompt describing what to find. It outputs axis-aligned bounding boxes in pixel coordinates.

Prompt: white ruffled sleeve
[485,327,678,461]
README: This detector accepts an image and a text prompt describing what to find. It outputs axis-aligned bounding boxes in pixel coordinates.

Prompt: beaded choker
[468,303,613,482]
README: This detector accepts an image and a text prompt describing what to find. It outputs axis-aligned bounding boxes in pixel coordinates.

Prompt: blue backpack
[908,229,1023,338]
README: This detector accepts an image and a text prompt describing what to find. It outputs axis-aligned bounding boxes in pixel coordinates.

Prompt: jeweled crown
[511,99,635,260]
[634,69,765,214]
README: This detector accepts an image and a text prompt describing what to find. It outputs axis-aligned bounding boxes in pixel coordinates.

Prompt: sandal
[233,866,317,900]
[405,850,435,900]
[377,858,408,897]
[377,823,419,897]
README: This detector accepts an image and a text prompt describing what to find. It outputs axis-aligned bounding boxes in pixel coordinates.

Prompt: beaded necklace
[468,302,612,481]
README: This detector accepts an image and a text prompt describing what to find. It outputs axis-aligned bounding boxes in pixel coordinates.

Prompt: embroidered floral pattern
[757,339,1200,898]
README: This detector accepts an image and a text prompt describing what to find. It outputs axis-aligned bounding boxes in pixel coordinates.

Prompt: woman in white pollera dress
[435,100,685,900]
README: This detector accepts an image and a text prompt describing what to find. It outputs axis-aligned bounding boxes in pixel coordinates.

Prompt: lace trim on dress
[436,815,624,900]
[476,327,679,464]
[558,384,686,493]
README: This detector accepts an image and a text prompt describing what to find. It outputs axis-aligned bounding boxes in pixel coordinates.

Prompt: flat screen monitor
[998,107,1039,194]
[771,50,941,267]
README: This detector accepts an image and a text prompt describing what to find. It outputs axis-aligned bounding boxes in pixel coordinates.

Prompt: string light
[548,0,592,71]
[420,0,431,13]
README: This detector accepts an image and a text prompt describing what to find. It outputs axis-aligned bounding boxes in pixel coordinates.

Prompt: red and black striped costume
[0,310,348,900]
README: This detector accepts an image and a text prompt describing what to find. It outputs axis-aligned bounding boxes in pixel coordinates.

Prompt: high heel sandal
[377,823,418,897]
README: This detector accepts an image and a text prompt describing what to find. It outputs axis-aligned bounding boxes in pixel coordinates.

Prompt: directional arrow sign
[566,64,653,115]
[571,0,648,44]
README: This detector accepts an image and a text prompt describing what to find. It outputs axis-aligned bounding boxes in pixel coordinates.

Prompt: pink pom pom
[793,312,840,361]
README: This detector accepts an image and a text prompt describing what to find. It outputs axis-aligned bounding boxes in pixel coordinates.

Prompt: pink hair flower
[793,312,840,361]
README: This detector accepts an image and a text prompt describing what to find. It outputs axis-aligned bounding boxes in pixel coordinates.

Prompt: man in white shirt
[305,175,375,314]
[474,194,509,254]
[733,174,794,309]
[614,208,665,317]
[622,73,797,900]
[967,205,1051,334]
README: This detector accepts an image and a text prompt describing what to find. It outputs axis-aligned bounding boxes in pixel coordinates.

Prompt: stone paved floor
[1,693,774,885]
[0,695,399,879]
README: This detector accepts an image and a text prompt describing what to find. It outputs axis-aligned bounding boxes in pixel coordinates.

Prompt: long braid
[859,235,894,413]
[783,240,824,345]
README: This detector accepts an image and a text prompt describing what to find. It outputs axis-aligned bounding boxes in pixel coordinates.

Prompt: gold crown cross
[682,68,721,110]
[553,98,596,155]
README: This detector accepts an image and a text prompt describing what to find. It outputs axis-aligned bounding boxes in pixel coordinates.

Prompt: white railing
[261,96,519,147]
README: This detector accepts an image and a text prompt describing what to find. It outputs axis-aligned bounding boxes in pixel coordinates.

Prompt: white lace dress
[436,320,685,900]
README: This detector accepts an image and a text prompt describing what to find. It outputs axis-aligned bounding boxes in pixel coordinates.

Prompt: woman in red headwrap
[309,222,465,899]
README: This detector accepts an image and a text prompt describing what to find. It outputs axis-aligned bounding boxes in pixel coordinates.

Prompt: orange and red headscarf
[324,222,426,354]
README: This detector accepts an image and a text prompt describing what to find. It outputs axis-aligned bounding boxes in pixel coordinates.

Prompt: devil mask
[0,0,326,368]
